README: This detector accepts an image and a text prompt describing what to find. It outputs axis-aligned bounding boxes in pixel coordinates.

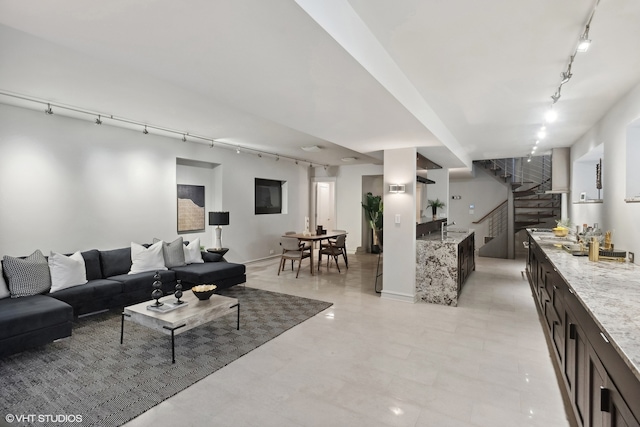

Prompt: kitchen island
[526,229,640,427]
[416,229,475,306]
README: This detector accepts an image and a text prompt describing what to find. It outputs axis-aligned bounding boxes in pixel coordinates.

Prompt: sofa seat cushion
[0,295,73,340]
[47,279,123,306]
[108,270,176,294]
[171,262,246,285]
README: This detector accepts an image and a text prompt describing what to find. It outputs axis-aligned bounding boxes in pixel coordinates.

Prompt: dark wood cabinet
[456,233,475,292]
[526,235,640,427]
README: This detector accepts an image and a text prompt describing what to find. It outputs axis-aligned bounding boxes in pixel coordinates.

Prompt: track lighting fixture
[0,90,323,167]
[560,71,572,85]
[551,90,561,104]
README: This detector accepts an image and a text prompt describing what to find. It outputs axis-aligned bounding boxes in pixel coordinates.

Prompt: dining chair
[318,234,346,273]
[278,237,311,278]
[321,230,348,268]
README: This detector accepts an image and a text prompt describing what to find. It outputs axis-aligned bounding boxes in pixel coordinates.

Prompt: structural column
[381,147,417,303]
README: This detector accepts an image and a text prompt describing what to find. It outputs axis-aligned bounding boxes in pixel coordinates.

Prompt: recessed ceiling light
[341,157,357,162]
[301,145,322,152]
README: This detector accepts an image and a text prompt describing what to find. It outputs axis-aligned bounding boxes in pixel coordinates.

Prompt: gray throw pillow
[3,250,52,298]
[153,237,186,268]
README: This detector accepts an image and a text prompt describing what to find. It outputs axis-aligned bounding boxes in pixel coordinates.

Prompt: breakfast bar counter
[415,229,475,306]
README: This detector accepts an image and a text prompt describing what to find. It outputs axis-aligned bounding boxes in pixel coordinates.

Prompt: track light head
[182,134,187,142]
[95,115,102,125]
[544,108,557,123]
[537,128,547,139]
[44,103,53,115]
[551,91,561,103]
[295,160,299,165]
[577,25,591,53]
[143,126,148,135]
[276,156,280,162]
[560,71,572,85]
[258,153,262,158]
[236,148,240,154]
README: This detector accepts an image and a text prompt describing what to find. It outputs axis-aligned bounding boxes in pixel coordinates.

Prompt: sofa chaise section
[0,295,73,357]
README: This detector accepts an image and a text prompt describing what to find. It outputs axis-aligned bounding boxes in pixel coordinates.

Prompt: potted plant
[427,198,446,221]
[362,192,383,253]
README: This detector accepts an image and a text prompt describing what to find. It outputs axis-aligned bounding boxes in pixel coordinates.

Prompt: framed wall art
[177,184,205,233]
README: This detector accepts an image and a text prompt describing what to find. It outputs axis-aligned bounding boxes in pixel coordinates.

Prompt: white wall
[424,168,449,219]
[569,81,640,261]
[382,147,417,303]
[450,169,510,247]
[0,103,309,262]
[312,163,384,253]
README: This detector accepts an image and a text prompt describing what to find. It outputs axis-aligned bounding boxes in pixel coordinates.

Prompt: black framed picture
[255,178,282,214]
[177,184,205,232]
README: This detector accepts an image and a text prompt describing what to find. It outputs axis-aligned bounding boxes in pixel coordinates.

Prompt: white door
[316,182,335,232]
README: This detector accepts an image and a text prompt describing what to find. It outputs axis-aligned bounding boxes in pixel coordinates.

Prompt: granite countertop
[528,230,640,381]
[417,229,474,244]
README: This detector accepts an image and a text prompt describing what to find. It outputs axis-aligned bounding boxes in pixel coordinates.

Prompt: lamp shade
[209,211,229,226]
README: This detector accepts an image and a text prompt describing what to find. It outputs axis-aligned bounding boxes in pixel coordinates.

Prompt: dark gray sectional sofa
[0,246,246,357]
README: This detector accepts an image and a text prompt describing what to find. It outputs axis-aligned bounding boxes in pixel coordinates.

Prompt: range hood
[417,153,441,184]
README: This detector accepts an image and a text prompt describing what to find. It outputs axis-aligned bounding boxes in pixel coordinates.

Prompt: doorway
[313,181,336,232]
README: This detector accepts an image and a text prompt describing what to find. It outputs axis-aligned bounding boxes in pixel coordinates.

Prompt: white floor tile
[124,253,571,427]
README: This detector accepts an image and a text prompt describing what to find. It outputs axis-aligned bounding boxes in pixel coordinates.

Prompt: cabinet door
[566,309,588,426]
[589,346,640,427]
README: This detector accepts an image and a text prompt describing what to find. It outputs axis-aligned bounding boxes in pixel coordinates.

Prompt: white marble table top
[124,292,238,335]
[528,230,640,381]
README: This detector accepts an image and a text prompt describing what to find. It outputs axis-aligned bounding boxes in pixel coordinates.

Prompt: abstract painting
[177,184,205,233]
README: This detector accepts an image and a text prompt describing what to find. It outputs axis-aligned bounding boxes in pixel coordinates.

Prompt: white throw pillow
[129,241,167,275]
[183,238,204,264]
[0,262,9,299]
[49,251,88,293]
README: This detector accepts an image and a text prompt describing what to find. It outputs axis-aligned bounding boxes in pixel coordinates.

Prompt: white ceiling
[1,0,639,169]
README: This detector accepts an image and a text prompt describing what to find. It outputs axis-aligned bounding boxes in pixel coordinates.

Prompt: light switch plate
[395,214,401,224]
[629,252,635,264]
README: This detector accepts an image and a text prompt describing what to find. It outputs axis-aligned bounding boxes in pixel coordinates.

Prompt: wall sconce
[389,184,406,193]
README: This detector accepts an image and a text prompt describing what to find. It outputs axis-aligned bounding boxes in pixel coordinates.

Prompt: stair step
[515,213,556,219]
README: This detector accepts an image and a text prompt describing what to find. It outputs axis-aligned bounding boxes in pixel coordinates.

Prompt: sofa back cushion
[81,250,103,280]
[100,247,132,278]
[2,250,52,298]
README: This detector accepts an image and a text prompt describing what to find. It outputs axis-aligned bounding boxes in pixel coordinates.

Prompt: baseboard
[380,290,416,303]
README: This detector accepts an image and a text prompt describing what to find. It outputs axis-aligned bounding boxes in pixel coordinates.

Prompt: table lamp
[209,211,230,250]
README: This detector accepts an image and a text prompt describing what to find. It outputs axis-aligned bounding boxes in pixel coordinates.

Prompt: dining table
[281,231,347,275]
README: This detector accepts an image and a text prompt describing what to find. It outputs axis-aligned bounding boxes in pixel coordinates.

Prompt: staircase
[474,155,560,258]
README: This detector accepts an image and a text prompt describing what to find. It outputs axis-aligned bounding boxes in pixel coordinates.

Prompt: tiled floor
[125,253,572,427]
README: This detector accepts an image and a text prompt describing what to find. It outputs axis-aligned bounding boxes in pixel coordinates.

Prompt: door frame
[310,177,337,232]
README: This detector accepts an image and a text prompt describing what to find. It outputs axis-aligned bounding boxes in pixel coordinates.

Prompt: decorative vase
[151,271,163,307]
[174,280,184,305]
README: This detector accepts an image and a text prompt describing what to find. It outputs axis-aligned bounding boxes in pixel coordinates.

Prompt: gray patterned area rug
[0,287,332,426]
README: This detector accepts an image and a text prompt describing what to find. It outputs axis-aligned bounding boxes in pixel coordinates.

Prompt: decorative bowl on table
[192,284,217,300]
[552,227,569,237]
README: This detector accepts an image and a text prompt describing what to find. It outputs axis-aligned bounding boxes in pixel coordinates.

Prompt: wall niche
[572,143,604,203]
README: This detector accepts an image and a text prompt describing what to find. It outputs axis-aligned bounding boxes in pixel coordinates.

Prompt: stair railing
[472,200,508,238]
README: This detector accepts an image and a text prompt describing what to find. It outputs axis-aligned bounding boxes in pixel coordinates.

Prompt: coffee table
[120,291,239,363]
